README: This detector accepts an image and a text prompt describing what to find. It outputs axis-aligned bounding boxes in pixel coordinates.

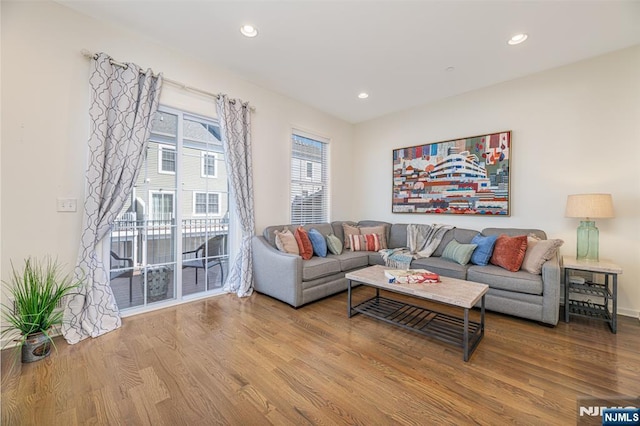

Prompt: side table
[563,256,622,333]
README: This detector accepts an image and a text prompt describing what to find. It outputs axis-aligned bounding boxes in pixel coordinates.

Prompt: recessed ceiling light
[358,92,369,99]
[240,24,258,38]
[508,33,528,45]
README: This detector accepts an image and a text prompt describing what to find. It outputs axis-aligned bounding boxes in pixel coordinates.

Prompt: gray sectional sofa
[252,220,561,325]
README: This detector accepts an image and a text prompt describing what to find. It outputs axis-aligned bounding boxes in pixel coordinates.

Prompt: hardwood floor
[2,287,639,425]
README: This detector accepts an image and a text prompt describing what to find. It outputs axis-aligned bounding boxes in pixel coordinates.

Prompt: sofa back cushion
[358,220,392,245]
[433,228,479,257]
[482,227,546,240]
[389,224,408,249]
[331,221,357,247]
[263,223,333,248]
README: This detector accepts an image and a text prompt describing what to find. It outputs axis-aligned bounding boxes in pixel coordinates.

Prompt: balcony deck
[110,264,226,310]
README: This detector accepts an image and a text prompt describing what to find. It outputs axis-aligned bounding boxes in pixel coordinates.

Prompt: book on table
[384,269,440,284]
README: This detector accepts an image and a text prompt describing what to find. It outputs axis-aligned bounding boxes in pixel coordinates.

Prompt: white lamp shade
[565,193,614,219]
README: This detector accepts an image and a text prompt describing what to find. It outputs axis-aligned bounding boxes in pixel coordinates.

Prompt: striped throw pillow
[349,233,382,252]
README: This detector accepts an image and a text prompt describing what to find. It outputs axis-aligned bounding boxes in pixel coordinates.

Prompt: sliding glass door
[109,107,228,310]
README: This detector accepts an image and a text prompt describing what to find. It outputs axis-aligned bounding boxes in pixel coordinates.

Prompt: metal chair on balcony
[182,234,227,289]
[110,250,134,302]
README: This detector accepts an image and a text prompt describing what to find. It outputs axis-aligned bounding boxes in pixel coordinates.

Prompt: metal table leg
[463,308,469,362]
[348,279,353,318]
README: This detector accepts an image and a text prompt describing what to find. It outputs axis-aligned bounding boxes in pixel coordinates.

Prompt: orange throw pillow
[490,234,528,272]
[294,227,314,260]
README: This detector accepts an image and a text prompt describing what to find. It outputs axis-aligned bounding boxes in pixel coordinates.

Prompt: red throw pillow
[294,227,314,260]
[490,234,528,272]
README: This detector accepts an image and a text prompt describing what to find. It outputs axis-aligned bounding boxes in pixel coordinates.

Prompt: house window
[158,145,176,174]
[290,130,329,225]
[193,192,220,215]
[150,191,174,221]
[201,152,217,178]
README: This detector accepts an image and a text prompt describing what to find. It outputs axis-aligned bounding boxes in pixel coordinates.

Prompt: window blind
[290,132,328,225]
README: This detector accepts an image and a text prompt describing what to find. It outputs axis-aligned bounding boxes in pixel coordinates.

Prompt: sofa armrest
[540,252,562,325]
[252,236,303,307]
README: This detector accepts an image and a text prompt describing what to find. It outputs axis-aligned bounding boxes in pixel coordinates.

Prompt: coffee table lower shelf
[350,294,484,362]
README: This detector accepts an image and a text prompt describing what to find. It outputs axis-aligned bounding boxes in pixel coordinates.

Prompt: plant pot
[22,332,52,363]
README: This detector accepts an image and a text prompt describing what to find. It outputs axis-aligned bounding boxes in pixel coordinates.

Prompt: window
[150,191,174,221]
[158,144,176,174]
[290,131,329,225]
[201,152,217,178]
[193,192,220,215]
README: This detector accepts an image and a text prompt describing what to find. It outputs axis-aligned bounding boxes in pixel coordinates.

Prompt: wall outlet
[57,198,77,212]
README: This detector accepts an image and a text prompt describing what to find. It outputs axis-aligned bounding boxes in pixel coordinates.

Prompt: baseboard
[618,307,640,321]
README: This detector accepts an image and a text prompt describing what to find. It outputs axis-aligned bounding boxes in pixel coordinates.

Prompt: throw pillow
[470,234,498,266]
[342,223,360,249]
[294,227,313,260]
[274,228,299,255]
[442,239,478,265]
[359,225,389,249]
[326,234,343,255]
[349,234,381,252]
[490,234,528,272]
[308,228,328,257]
[521,234,564,274]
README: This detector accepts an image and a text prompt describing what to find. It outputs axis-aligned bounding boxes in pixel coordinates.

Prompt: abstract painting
[392,131,511,216]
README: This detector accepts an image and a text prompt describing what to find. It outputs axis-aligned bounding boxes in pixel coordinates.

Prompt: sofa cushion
[358,220,392,245]
[331,221,356,246]
[326,234,343,255]
[329,251,370,271]
[470,234,498,266]
[490,234,527,272]
[467,265,543,295]
[274,228,299,255]
[521,235,563,274]
[295,227,314,260]
[302,257,342,281]
[342,223,360,250]
[308,228,328,257]
[342,222,389,250]
[349,234,382,251]
[410,257,468,280]
[433,228,479,257]
[442,240,477,265]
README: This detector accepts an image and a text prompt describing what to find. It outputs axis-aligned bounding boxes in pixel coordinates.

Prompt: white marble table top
[562,256,623,274]
[346,265,488,309]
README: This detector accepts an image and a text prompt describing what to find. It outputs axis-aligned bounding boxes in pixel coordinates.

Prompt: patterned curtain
[216,95,255,297]
[63,53,162,344]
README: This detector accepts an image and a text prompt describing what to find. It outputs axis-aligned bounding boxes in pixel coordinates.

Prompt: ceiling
[58,1,640,123]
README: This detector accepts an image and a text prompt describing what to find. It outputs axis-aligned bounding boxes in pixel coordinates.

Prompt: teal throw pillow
[308,228,328,257]
[442,239,478,265]
[470,234,498,266]
[325,233,343,255]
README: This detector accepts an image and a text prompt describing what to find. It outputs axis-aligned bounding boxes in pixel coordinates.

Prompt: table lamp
[565,193,614,261]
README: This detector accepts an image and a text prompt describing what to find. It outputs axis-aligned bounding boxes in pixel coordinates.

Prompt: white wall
[354,46,640,317]
[0,1,354,283]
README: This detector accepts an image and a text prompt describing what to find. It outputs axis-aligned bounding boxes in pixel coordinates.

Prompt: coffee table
[346,265,489,361]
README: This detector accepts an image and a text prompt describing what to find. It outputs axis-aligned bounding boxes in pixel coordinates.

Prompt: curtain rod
[80,49,255,111]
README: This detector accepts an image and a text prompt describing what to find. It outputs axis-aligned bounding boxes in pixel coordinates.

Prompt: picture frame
[392,131,511,216]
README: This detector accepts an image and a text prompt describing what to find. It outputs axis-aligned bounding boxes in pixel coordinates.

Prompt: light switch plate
[57,198,77,212]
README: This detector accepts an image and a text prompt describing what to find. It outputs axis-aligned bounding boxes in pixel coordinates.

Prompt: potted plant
[1,257,80,363]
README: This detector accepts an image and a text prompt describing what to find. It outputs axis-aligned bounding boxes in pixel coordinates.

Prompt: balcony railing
[110,217,228,268]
